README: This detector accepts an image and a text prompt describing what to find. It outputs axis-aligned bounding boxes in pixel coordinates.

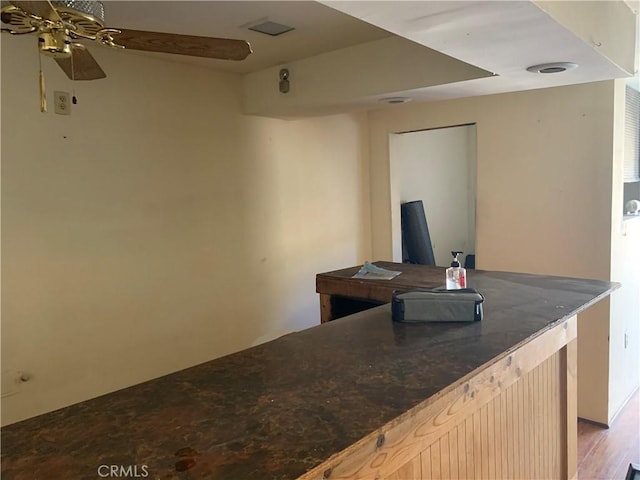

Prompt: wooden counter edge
[298,315,578,480]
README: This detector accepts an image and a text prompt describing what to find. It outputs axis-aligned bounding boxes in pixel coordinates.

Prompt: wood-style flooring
[578,390,640,480]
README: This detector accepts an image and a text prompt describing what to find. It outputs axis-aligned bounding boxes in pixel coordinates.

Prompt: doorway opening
[389,124,477,267]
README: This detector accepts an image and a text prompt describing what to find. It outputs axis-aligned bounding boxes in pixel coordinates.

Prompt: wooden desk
[316,262,447,323]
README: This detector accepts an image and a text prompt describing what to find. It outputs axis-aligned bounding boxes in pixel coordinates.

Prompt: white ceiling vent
[526,62,578,74]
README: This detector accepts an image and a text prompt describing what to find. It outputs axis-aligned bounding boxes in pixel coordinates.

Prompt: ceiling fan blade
[10,0,61,23]
[54,43,106,80]
[109,29,252,61]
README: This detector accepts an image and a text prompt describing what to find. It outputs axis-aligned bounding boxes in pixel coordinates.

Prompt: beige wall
[368,82,615,275]
[2,34,635,428]
[1,35,371,425]
[368,81,632,424]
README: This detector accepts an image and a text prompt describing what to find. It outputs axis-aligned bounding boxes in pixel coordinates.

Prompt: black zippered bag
[391,288,484,323]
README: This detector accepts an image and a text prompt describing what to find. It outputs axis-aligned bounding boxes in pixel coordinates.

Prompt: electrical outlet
[54,91,71,115]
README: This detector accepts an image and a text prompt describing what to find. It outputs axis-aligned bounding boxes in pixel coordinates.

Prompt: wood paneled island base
[302,315,578,480]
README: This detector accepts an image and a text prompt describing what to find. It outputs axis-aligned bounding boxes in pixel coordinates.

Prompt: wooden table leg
[320,294,333,323]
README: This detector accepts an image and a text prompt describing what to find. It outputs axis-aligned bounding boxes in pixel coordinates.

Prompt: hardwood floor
[577,390,640,480]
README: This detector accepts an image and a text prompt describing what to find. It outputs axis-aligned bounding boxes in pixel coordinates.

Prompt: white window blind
[625,85,640,182]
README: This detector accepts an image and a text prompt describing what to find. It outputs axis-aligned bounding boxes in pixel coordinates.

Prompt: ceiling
[97,1,393,74]
[3,0,636,114]
[320,0,637,104]
[98,1,637,105]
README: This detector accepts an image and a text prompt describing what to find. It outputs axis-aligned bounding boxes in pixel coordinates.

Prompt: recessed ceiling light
[526,62,578,74]
[248,21,295,37]
[379,97,412,104]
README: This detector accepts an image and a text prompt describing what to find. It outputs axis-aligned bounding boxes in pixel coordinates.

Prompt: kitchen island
[1,266,617,479]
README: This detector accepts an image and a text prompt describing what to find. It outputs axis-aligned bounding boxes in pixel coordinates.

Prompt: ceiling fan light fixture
[248,21,295,37]
[3,0,252,91]
[51,0,105,24]
[526,62,578,74]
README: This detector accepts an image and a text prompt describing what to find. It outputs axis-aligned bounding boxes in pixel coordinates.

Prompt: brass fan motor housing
[38,30,72,57]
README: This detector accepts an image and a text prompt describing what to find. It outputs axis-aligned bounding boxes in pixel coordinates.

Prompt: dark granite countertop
[1,267,617,480]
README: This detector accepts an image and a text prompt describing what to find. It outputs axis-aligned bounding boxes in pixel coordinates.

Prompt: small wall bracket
[279,68,290,94]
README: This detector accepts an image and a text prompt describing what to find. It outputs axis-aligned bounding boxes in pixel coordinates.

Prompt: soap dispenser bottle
[446,251,467,289]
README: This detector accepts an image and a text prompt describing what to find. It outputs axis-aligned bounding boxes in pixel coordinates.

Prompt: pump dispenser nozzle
[446,251,466,289]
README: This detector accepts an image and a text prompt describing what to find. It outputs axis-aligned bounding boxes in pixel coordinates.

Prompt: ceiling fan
[1,0,252,109]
